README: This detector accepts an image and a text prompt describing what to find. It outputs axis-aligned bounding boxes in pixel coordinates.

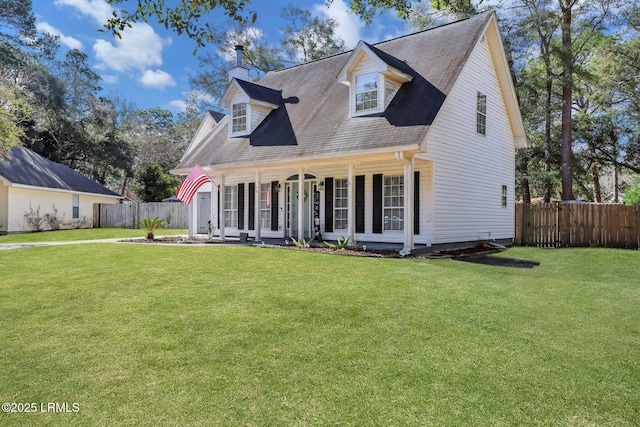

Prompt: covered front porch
[188,152,433,255]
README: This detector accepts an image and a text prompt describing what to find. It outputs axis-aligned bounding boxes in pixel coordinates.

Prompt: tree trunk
[544,69,553,203]
[560,0,574,200]
[518,150,532,204]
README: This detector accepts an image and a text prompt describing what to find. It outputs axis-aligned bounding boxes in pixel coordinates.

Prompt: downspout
[395,151,414,257]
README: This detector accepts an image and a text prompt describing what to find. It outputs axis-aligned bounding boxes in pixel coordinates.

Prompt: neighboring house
[173,11,526,254]
[0,146,121,233]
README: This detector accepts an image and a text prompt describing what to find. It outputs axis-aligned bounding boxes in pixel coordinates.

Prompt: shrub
[23,205,46,232]
[44,205,67,230]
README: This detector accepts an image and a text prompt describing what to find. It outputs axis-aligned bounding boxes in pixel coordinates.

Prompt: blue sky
[32,0,412,113]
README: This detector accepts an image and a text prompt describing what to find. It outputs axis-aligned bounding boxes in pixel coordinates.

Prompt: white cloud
[93,23,170,72]
[54,0,114,25]
[167,100,187,112]
[139,69,176,89]
[101,74,119,84]
[36,22,83,50]
[313,0,365,48]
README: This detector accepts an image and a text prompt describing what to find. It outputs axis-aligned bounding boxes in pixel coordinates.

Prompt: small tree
[139,217,164,240]
[623,184,640,206]
[136,162,181,202]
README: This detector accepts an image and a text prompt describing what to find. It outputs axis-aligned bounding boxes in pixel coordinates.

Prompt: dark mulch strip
[454,255,540,268]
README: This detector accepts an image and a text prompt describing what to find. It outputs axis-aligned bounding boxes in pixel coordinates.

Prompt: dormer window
[232,102,247,133]
[337,41,412,118]
[355,73,378,111]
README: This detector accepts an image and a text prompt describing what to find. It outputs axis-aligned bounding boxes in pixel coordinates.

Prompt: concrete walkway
[0,238,126,251]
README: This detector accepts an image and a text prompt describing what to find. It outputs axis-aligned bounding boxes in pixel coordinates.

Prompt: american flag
[176,165,211,203]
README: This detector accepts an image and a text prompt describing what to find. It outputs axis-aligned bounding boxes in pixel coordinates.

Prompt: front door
[286,180,316,239]
[197,192,211,234]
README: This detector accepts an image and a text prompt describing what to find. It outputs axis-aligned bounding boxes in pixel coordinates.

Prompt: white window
[260,183,271,229]
[355,73,378,112]
[232,102,247,133]
[477,92,486,135]
[502,185,508,208]
[384,175,404,231]
[72,194,79,219]
[334,178,348,230]
[224,185,238,228]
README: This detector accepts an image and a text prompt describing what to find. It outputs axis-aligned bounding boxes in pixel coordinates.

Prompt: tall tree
[0,0,57,66]
[103,0,417,50]
[281,5,345,63]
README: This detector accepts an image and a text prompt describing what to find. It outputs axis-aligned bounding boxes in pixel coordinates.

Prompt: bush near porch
[0,245,638,426]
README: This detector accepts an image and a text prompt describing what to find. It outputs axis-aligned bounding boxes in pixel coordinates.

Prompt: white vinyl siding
[224,185,238,228]
[425,35,516,244]
[0,184,8,233]
[260,183,271,229]
[384,79,402,109]
[334,178,348,230]
[3,186,115,233]
[314,161,433,246]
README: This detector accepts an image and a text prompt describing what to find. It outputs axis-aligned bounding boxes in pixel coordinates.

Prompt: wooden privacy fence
[93,202,188,229]
[515,202,640,249]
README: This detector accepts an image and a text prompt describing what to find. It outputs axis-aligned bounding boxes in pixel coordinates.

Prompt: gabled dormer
[220,78,283,138]
[219,45,283,138]
[337,41,413,117]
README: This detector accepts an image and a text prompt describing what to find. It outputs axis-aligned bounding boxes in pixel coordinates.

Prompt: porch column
[347,163,355,244]
[219,175,225,240]
[254,172,261,242]
[210,178,218,237]
[298,167,304,240]
[188,201,195,237]
[401,159,415,256]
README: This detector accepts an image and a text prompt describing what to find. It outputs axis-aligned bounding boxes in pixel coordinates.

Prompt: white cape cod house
[173,11,526,254]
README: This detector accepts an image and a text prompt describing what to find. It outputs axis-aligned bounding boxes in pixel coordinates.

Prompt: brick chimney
[228,45,249,82]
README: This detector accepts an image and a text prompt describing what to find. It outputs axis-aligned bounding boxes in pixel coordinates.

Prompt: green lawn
[0,244,638,426]
[0,228,187,244]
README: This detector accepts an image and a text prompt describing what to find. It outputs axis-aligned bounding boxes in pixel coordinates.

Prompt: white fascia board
[382,67,413,83]
[202,144,421,176]
[219,79,243,109]
[337,41,388,84]
[250,99,280,109]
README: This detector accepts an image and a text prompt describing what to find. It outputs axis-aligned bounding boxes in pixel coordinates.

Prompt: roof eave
[189,143,423,176]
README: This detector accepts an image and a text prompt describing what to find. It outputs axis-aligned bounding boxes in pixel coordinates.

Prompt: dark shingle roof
[207,110,226,122]
[0,147,120,197]
[176,12,493,172]
[235,79,283,106]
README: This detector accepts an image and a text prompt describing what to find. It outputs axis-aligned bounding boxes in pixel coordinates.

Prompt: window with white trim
[232,102,247,133]
[383,175,404,231]
[477,92,486,135]
[334,178,348,230]
[355,73,378,112]
[224,185,238,228]
[501,185,508,208]
[260,183,271,229]
[72,194,79,219]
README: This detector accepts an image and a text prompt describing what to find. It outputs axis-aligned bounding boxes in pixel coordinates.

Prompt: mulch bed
[122,237,523,262]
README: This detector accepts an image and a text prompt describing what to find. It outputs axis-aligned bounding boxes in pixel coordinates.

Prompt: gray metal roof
[0,147,120,197]
[176,12,492,173]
